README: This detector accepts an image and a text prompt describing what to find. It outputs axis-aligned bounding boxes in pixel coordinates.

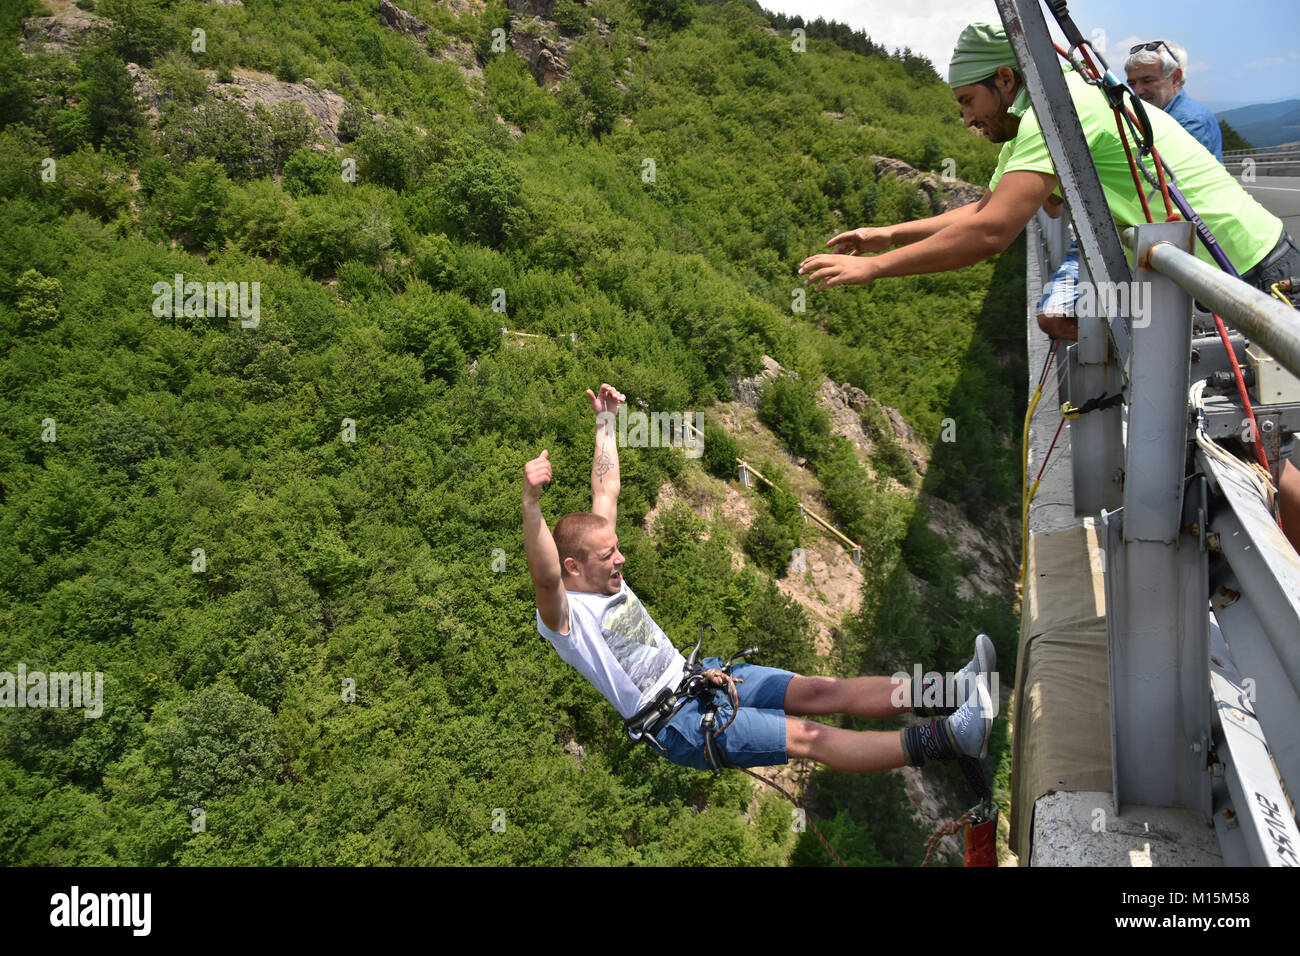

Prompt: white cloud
[1247,55,1286,68]
[760,0,999,77]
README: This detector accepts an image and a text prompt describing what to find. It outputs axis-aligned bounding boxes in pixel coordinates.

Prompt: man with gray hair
[1125,39,1222,160]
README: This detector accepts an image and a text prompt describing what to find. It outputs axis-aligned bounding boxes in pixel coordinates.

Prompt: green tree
[15,270,62,331]
[355,122,421,192]
[1220,120,1252,152]
[155,683,282,807]
[99,0,173,65]
[282,147,337,197]
[757,375,830,461]
[558,47,622,139]
[170,158,232,250]
[630,0,695,30]
[79,49,144,157]
[441,150,525,246]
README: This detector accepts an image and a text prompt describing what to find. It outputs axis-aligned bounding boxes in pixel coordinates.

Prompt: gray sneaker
[946,670,994,760]
[951,633,995,711]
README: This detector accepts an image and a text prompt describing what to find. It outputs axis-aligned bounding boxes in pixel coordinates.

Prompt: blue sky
[756,0,1300,109]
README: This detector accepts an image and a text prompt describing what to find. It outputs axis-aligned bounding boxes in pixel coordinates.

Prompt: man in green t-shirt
[798,20,1299,549]
[798,21,1286,290]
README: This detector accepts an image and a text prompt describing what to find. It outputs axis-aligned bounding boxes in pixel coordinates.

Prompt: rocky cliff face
[872,155,985,213]
[20,2,107,55]
[379,0,485,88]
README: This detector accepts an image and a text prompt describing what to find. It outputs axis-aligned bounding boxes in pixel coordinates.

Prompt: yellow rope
[1019,381,1045,596]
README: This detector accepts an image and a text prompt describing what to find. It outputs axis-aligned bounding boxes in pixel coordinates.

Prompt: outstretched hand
[824,227,892,256]
[798,253,878,291]
[587,383,626,417]
[523,449,552,503]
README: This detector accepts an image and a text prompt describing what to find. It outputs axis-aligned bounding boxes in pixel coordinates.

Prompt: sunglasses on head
[1130,40,1175,60]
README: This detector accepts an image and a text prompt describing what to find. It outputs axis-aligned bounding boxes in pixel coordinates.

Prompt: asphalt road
[1243,174,1300,237]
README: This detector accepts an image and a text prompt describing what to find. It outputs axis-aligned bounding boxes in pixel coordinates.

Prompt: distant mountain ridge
[1215,99,1300,149]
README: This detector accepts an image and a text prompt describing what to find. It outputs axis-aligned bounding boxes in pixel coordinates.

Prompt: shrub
[281,147,336,197]
[440,150,525,246]
[743,510,796,578]
[757,375,829,461]
[701,419,738,480]
[355,122,421,192]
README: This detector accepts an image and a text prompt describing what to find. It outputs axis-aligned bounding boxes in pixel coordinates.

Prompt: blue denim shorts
[1037,243,1080,317]
[652,658,796,770]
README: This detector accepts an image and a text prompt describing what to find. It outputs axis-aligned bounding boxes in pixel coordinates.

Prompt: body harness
[625,625,847,866]
[624,625,753,774]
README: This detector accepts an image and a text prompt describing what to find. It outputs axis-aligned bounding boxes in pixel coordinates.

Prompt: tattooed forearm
[594,450,613,484]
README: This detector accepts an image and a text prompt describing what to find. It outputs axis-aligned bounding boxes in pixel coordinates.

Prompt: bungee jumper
[521,384,998,862]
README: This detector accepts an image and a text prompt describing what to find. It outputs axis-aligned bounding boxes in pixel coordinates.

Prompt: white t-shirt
[536,580,686,720]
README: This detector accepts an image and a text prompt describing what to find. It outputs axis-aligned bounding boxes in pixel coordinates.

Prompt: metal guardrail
[1025,214,1300,865]
[1223,144,1300,158]
[1120,228,1300,380]
[1221,146,1300,176]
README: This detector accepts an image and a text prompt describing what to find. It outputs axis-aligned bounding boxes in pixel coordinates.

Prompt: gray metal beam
[1206,560,1300,817]
[1133,233,1300,380]
[1104,221,1211,814]
[1125,223,1195,541]
[1068,250,1126,516]
[997,0,1133,363]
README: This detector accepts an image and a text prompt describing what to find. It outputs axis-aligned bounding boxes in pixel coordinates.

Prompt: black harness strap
[627,627,847,866]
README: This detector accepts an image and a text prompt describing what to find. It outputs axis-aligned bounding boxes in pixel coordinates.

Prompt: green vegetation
[0,0,1022,865]
[1219,119,1252,153]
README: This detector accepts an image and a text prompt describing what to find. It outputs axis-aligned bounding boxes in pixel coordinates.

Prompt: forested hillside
[0,0,1025,865]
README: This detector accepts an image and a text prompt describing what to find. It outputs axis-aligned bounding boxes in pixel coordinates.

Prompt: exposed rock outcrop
[218,71,350,145]
[823,379,928,473]
[20,6,108,56]
[871,154,985,213]
[509,20,570,87]
[379,0,433,42]
[379,0,484,88]
[122,62,357,146]
[727,355,786,410]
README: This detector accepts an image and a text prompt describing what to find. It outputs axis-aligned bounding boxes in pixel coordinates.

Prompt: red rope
[1036,414,1069,486]
[1114,109,1156,223]
[1211,313,1272,476]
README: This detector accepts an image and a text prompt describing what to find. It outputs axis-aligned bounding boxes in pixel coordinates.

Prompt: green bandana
[948,21,1018,88]
[949,21,1031,118]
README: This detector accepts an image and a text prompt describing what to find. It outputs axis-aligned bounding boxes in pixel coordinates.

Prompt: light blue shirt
[1165,88,1223,162]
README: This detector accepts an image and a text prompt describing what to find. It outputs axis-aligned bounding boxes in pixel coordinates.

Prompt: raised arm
[523,450,568,634]
[588,383,625,528]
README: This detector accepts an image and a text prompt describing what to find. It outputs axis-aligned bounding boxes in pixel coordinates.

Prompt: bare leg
[783,674,910,719]
[785,716,907,773]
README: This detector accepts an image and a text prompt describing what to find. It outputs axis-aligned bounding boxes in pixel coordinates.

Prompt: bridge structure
[1001,0,1300,866]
